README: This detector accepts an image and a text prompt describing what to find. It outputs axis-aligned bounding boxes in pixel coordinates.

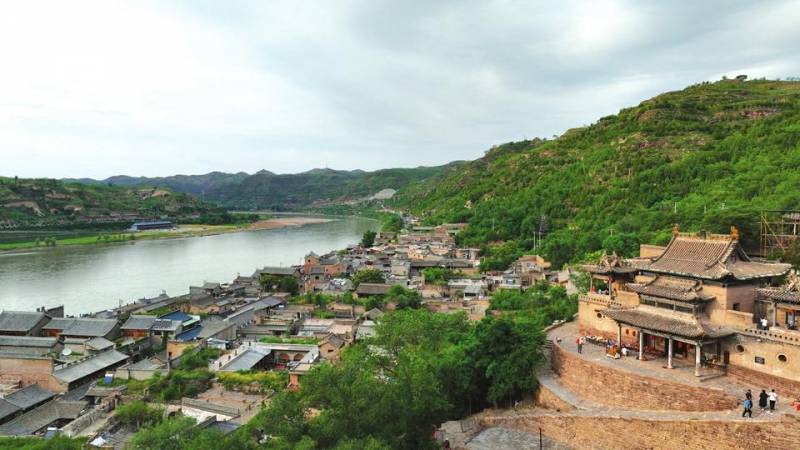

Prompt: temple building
[579,227,800,388]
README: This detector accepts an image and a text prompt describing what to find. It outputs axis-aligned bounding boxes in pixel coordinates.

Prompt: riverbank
[0,217,336,253]
[248,217,333,230]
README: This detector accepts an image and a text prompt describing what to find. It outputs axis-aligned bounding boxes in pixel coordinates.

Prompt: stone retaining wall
[728,364,800,401]
[533,383,575,412]
[551,342,738,411]
[481,413,800,450]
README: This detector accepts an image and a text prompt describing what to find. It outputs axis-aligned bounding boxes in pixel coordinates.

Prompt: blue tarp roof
[160,311,192,322]
[175,325,203,342]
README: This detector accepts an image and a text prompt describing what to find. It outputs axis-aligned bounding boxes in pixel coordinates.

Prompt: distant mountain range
[66,164,463,210]
[0,176,219,228]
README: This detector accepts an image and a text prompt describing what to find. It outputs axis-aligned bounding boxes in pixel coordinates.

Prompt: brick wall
[533,384,575,412]
[728,364,800,401]
[480,413,800,450]
[0,356,61,392]
[551,343,738,411]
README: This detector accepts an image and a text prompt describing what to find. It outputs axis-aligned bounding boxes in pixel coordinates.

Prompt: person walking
[758,389,768,411]
[576,336,583,354]
[742,397,753,418]
[769,389,778,411]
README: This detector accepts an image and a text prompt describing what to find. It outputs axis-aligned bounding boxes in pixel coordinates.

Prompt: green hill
[0,177,220,229]
[75,164,461,210]
[392,79,800,269]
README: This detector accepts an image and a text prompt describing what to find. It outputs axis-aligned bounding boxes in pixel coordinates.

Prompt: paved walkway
[549,321,790,408]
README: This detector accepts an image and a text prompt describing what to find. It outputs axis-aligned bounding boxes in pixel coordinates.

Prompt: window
[778,354,788,363]
[736,345,745,353]
[732,303,740,311]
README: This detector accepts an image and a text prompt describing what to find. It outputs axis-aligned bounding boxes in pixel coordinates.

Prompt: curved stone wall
[551,342,738,411]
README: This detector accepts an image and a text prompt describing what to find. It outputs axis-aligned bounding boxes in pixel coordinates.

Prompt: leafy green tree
[360,230,377,248]
[474,317,543,407]
[128,416,197,450]
[115,401,164,429]
[351,268,385,287]
[384,285,421,309]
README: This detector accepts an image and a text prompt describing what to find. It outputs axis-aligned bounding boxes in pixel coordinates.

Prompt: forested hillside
[74,165,461,210]
[393,80,800,269]
[0,177,219,229]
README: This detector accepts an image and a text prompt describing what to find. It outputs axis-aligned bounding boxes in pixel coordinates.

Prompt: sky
[2,0,800,179]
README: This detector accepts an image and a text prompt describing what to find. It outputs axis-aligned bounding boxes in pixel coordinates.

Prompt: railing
[742,327,800,344]
[579,293,623,308]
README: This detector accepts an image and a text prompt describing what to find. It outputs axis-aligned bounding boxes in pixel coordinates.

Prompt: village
[0,217,572,447]
[4,217,800,448]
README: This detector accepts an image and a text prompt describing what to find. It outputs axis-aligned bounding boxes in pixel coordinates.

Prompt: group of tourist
[741,388,778,417]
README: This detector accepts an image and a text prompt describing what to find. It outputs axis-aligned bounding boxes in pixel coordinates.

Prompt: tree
[115,401,164,429]
[474,317,543,407]
[385,285,421,310]
[361,230,377,248]
[351,268,385,288]
[128,416,197,450]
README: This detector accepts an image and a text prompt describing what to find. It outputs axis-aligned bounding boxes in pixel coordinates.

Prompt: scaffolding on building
[760,210,800,257]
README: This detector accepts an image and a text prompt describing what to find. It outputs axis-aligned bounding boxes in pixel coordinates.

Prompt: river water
[0,216,376,315]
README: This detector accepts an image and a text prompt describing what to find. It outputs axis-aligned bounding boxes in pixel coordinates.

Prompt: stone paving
[549,321,793,412]
[467,427,573,450]
[457,321,800,449]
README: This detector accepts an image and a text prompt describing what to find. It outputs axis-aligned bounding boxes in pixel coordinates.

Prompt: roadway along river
[0,216,377,315]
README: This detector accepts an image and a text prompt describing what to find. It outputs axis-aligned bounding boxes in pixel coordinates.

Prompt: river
[0,216,377,315]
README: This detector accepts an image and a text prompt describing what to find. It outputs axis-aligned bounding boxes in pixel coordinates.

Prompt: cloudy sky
[2,0,799,179]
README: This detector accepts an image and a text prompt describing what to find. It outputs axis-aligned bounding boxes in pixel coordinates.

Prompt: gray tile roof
[42,318,118,337]
[356,283,392,296]
[602,308,733,339]
[0,336,58,348]
[0,399,20,422]
[151,319,180,332]
[121,315,156,330]
[631,233,790,280]
[253,266,299,277]
[219,348,271,372]
[4,384,56,410]
[86,337,115,351]
[0,400,86,436]
[53,350,129,384]
[0,311,47,334]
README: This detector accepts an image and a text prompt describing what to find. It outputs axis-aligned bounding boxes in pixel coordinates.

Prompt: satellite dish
[61,348,73,357]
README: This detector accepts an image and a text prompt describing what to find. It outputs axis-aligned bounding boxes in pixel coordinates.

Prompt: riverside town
[4,2,800,449]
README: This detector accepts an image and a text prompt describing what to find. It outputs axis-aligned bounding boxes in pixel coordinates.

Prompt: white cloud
[1,0,799,178]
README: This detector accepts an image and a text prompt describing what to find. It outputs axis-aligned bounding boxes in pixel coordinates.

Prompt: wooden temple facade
[579,227,797,381]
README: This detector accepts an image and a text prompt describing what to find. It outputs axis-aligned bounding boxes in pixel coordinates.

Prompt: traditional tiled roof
[121,315,156,330]
[253,266,299,277]
[356,283,392,296]
[582,253,637,275]
[85,337,115,351]
[0,400,86,436]
[0,311,47,334]
[322,334,345,349]
[602,308,733,339]
[757,270,800,303]
[4,384,56,410]
[0,336,58,348]
[151,319,180,332]
[0,399,20,422]
[42,318,118,337]
[53,350,129,384]
[626,276,714,303]
[121,316,152,331]
[631,232,790,280]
